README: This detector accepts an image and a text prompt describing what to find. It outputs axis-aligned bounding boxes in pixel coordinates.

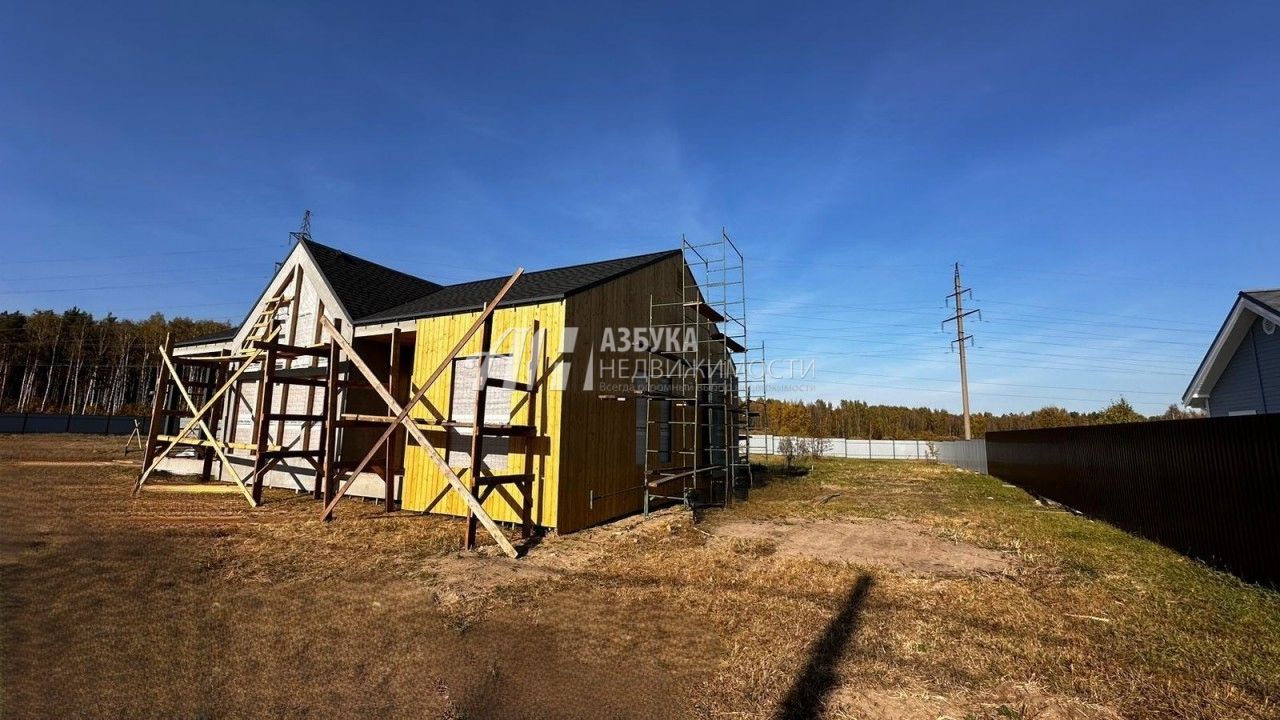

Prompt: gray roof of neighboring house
[359,249,681,324]
[1181,287,1280,405]
[1242,289,1280,316]
[174,328,237,348]
[302,239,444,321]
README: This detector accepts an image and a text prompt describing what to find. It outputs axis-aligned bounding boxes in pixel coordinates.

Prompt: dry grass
[2,436,1277,719]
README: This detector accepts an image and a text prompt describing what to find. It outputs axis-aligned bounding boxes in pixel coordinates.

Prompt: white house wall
[158,242,389,499]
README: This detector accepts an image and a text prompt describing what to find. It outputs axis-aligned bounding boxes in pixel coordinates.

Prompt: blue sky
[3,1,1278,415]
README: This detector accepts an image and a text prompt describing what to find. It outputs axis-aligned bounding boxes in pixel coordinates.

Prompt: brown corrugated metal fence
[987,414,1280,586]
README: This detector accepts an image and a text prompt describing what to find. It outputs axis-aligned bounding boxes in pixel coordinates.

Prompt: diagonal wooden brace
[317,270,525,558]
[152,351,257,506]
[134,347,265,494]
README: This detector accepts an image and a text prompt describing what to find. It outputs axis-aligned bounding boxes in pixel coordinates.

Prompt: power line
[8,244,271,265]
[749,296,1221,329]
[755,309,1207,347]
[0,277,259,296]
[807,368,1175,396]
[755,329,1197,372]
[0,262,267,286]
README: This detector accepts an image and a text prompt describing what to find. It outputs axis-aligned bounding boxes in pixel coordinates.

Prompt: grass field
[2,435,1277,719]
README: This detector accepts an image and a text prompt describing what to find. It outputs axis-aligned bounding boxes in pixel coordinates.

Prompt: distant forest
[0,309,233,416]
[1,307,1196,436]
[756,397,1198,440]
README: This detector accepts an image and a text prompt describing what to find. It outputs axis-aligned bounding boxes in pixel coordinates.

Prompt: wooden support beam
[139,331,174,477]
[275,376,328,387]
[486,377,535,393]
[200,362,221,482]
[301,298,326,458]
[316,270,523,559]
[319,318,342,503]
[264,412,325,422]
[250,346,277,504]
[477,424,536,437]
[385,326,401,511]
[473,473,534,487]
[521,320,541,539]
[246,340,329,358]
[170,353,257,364]
[260,449,325,459]
[156,435,279,452]
[465,313,495,550]
[339,413,397,424]
[276,269,304,446]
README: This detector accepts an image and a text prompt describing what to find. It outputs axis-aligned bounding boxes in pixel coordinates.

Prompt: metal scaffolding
[642,230,763,513]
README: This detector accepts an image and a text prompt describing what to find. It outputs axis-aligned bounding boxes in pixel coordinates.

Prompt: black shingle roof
[359,249,681,324]
[1243,289,1280,315]
[302,239,444,321]
[179,242,679,343]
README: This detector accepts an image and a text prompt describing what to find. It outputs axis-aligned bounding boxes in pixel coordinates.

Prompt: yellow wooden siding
[400,301,565,528]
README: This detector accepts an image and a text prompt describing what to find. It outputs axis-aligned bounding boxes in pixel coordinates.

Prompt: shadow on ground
[773,575,874,720]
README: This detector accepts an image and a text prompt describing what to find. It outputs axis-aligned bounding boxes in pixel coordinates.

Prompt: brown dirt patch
[709,517,1014,577]
[831,681,1123,719]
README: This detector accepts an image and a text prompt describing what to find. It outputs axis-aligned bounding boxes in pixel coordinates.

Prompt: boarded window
[447,355,512,471]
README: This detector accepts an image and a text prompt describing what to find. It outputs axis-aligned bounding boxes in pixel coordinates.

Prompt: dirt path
[709,516,1013,577]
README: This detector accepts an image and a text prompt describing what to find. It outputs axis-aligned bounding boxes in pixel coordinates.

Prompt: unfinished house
[137,233,760,552]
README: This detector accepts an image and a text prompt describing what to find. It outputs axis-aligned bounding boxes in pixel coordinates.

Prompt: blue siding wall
[1207,315,1280,416]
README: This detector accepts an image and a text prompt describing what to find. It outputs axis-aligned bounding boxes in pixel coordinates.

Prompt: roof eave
[1181,293,1277,405]
[356,293,567,327]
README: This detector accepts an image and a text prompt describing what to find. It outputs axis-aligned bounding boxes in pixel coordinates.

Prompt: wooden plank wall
[401,301,565,526]
[556,254,720,532]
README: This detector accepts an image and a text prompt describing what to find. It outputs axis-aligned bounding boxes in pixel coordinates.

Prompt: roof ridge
[436,248,680,289]
[357,247,683,325]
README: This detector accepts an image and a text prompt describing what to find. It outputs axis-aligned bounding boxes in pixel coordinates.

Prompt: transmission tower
[942,262,980,439]
[290,209,312,245]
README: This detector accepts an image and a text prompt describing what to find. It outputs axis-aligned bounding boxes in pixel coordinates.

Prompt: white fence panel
[934,439,988,474]
[747,435,936,461]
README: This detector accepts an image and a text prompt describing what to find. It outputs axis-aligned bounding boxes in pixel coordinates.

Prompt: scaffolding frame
[134,269,537,559]
[641,230,764,513]
[133,275,333,505]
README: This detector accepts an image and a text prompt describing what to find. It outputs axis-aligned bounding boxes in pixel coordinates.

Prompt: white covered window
[447,354,513,471]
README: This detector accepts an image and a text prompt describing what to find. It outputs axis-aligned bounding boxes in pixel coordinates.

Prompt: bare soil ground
[2,435,1278,719]
[709,517,1011,577]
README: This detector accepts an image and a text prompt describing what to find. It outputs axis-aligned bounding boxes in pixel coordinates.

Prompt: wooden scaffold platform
[133,267,540,559]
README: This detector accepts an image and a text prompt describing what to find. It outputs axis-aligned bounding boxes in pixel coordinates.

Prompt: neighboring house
[1183,289,1280,416]
[163,238,748,533]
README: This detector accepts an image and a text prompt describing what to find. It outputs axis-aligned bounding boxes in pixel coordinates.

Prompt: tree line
[0,309,233,416]
[1,306,1197,436]
[754,397,1197,440]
